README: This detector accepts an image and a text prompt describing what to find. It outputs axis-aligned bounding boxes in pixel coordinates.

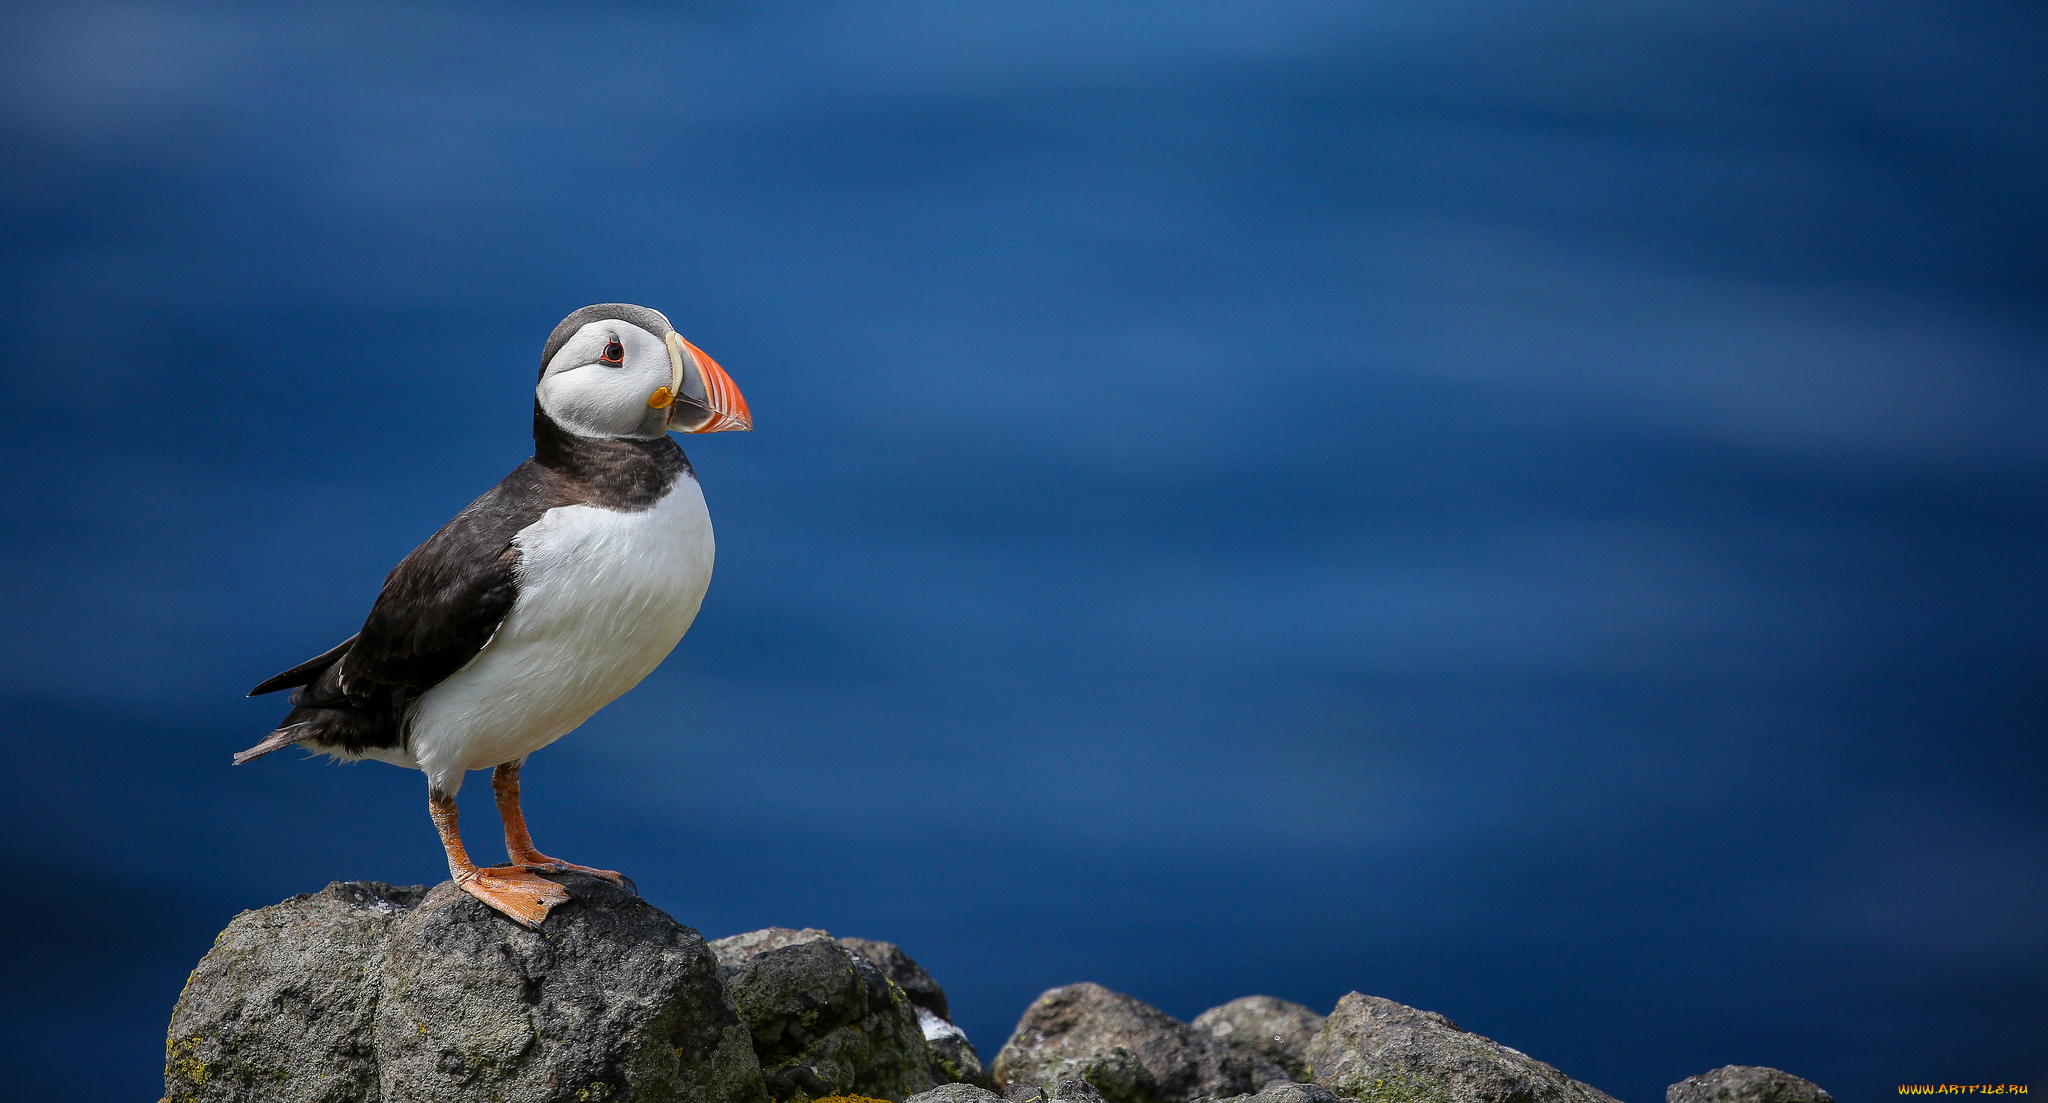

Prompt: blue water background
[1,3,2043,1098]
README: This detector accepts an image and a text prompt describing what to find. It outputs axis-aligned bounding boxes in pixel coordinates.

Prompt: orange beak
[664,331,753,434]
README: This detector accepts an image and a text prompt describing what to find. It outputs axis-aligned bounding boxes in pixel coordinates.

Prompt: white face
[536,321,676,439]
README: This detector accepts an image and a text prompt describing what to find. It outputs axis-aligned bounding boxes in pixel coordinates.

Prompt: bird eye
[600,337,624,364]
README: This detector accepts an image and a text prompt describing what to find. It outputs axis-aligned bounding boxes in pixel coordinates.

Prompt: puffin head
[535,303,752,440]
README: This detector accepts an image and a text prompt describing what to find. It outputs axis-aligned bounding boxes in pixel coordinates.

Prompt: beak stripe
[666,331,752,433]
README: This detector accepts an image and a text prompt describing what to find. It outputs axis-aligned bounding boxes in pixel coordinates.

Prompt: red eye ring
[600,337,624,364]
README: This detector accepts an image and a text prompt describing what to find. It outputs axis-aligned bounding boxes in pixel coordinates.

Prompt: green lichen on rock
[164,1034,210,1102]
[1324,1072,1452,1103]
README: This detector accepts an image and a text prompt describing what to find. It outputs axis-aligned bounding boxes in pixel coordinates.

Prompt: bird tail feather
[234,725,308,765]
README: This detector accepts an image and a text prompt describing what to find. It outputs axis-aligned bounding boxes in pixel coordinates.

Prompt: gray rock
[1193,998,1326,1082]
[164,876,766,1103]
[1212,1082,1346,1103]
[1305,992,1620,1103]
[1666,1066,1835,1103]
[911,1085,1008,1103]
[721,935,939,1100]
[1256,1083,1344,1103]
[841,935,952,1020]
[715,926,985,1092]
[1005,1080,1115,1103]
[992,982,1289,1103]
[709,926,833,969]
[164,880,419,1103]
[922,1005,993,1088]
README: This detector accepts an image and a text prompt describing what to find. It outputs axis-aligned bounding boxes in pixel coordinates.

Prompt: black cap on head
[539,304,674,379]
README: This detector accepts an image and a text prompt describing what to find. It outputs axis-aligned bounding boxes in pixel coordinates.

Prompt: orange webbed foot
[512,854,632,888]
[456,865,573,928]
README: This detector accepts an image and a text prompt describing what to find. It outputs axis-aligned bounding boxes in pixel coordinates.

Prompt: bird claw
[511,855,632,889]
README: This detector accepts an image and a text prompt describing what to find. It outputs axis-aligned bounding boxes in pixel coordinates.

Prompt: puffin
[238,303,750,927]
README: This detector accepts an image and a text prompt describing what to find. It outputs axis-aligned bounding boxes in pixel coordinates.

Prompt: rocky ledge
[163,878,1835,1103]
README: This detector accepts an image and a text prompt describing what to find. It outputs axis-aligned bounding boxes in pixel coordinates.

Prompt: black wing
[333,505,527,697]
[247,633,356,697]
[237,461,568,763]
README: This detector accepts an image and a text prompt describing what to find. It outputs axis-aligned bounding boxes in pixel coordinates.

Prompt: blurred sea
[0,3,2042,1098]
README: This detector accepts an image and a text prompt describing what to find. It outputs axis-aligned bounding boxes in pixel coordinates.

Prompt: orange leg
[492,761,628,885]
[429,788,570,928]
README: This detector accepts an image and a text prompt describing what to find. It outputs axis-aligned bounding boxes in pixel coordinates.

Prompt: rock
[1003,1080,1112,1103]
[709,926,834,967]
[991,982,1289,1103]
[163,876,765,1103]
[1666,1066,1835,1103]
[840,936,952,1021]
[1305,992,1620,1103]
[912,1085,1008,1103]
[719,934,939,1100]
[1221,1083,1345,1103]
[164,880,419,1102]
[168,891,1800,1103]
[922,1005,993,1087]
[715,927,987,1092]
[1192,997,1326,1082]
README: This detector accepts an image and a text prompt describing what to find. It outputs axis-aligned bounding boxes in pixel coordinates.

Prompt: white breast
[404,476,714,793]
